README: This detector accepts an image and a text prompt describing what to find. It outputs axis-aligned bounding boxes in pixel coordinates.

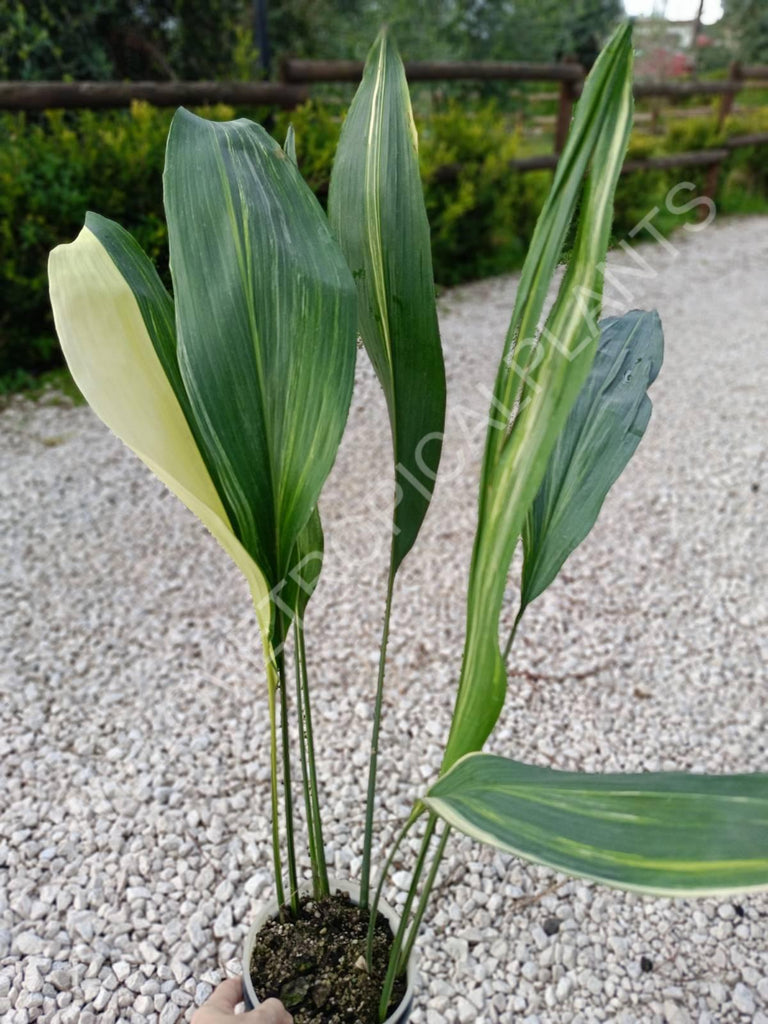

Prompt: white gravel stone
[125,971,144,994]
[134,993,154,1014]
[455,995,475,1023]
[2,215,768,1024]
[732,983,755,1015]
[555,976,573,1002]
[663,1000,691,1024]
[212,905,232,938]
[187,914,207,949]
[112,962,131,983]
[139,940,162,964]
[170,960,192,985]
[14,933,45,956]
[159,1003,182,1024]
[195,981,214,1005]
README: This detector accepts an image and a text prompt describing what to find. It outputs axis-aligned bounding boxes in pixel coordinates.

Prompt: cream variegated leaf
[48,225,273,648]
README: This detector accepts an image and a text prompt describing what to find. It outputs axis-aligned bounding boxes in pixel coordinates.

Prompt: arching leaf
[443,23,635,772]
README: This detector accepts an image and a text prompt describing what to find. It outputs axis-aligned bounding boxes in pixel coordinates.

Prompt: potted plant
[48,23,768,1023]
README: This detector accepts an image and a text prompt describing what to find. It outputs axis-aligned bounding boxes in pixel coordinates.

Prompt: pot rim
[242,876,416,1023]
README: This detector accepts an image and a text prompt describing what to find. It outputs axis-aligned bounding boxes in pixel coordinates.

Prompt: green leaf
[521,309,664,611]
[328,29,446,572]
[442,23,635,772]
[48,224,273,645]
[425,754,768,895]
[164,108,358,638]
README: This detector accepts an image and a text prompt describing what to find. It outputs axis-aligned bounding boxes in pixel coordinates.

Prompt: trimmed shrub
[1,99,767,380]
[0,102,233,376]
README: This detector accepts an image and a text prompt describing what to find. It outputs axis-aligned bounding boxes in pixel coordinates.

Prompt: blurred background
[1,0,766,393]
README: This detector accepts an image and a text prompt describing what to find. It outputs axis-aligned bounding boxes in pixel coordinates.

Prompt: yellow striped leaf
[443,24,635,771]
[426,754,768,895]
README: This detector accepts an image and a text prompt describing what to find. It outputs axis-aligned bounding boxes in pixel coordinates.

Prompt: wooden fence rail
[0,80,307,111]
[1,57,766,186]
[280,58,585,83]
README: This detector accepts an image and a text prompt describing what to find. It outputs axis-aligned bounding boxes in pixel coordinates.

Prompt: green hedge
[0,103,238,378]
[2,100,767,381]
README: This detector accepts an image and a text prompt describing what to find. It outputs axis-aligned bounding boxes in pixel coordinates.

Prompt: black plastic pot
[242,877,416,1023]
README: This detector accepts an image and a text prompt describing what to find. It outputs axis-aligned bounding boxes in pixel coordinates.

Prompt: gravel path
[2,213,767,1024]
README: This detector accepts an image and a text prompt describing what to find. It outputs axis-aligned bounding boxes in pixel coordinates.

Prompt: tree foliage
[0,0,249,80]
[266,0,622,66]
[723,0,768,64]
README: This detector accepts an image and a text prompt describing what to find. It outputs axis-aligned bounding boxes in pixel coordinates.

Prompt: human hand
[191,977,293,1023]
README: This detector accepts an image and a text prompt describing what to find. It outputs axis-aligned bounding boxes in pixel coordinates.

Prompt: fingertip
[206,975,243,1010]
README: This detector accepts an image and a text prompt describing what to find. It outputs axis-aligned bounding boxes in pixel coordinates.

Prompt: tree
[722,0,768,64]
[265,0,623,65]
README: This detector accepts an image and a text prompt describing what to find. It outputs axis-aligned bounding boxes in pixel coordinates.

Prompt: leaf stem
[266,660,285,911]
[295,616,329,897]
[365,813,416,967]
[398,822,450,972]
[378,814,437,1021]
[360,541,397,906]
[294,625,318,895]
[276,642,299,915]
[503,606,524,664]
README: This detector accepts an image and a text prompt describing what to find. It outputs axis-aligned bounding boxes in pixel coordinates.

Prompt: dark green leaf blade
[425,754,768,895]
[328,29,446,571]
[164,109,357,618]
[521,309,664,610]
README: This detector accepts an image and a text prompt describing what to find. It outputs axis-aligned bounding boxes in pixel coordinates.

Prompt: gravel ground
[2,212,767,1024]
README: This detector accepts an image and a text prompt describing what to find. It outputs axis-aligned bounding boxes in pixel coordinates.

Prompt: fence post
[702,159,722,217]
[554,59,581,155]
[717,60,742,130]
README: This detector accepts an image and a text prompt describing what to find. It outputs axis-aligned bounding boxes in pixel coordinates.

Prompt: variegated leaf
[426,754,768,895]
[443,24,635,771]
[48,224,273,645]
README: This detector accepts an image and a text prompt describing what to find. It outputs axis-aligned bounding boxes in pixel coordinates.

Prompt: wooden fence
[2,58,767,189]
